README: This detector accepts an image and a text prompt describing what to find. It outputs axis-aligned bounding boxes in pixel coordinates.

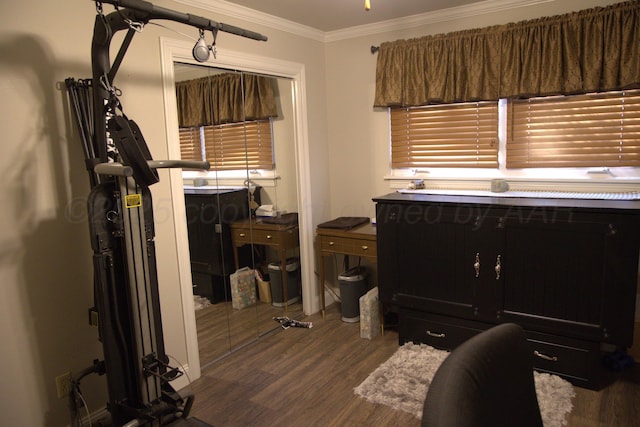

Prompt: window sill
[182,170,280,188]
[385,174,640,195]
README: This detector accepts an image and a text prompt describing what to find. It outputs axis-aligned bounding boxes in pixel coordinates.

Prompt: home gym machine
[65,1,267,425]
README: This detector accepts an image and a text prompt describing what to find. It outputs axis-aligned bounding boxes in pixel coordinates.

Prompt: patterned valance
[374,1,640,107]
[176,72,277,127]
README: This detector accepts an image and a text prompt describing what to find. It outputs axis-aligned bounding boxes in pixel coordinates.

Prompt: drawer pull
[239,233,246,237]
[534,350,558,362]
[267,235,272,239]
[426,330,446,338]
[329,241,335,246]
[361,245,369,250]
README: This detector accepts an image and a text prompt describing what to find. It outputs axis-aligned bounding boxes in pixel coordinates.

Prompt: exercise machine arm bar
[97,0,268,41]
[93,160,210,177]
[147,160,210,170]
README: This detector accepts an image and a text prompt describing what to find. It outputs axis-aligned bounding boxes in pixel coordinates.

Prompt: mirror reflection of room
[174,63,303,367]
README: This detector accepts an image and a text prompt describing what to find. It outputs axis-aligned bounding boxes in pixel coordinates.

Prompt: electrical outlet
[55,371,72,399]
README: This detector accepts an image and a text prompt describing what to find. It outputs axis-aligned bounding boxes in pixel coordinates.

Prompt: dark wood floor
[187,304,640,427]
[195,298,303,366]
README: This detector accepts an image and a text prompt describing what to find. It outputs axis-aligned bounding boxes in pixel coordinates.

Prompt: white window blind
[507,90,640,168]
[390,102,499,168]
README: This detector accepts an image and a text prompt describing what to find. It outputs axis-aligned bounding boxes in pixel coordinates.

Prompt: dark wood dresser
[374,192,640,389]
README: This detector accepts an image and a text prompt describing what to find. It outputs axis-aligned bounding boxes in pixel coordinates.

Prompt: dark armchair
[421,323,543,427]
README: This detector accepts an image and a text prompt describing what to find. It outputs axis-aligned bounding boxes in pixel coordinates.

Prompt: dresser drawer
[399,309,488,351]
[525,330,600,387]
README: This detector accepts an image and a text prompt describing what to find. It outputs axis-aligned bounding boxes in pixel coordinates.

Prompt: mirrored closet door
[174,62,303,367]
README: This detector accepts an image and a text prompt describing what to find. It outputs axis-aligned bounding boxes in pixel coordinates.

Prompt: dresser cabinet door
[500,208,639,346]
[377,202,505,321]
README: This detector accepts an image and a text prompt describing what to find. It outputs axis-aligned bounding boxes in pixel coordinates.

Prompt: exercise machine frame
[67,1,267,425]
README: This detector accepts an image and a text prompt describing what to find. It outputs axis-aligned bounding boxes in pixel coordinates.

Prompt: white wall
[0,0,328,425]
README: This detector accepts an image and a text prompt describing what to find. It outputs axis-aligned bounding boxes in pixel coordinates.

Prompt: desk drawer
[233,228,281,245]
[320,235,377,257]
[233,228,298,247]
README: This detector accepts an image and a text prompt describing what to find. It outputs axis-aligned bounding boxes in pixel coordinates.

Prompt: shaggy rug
[354,342,576,427]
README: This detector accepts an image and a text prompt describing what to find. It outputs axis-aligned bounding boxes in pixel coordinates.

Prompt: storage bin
[268,258,301,307]
[338,266,368,323]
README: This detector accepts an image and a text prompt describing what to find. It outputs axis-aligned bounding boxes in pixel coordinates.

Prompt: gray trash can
[338,266,368,323]
[268,258,301,307]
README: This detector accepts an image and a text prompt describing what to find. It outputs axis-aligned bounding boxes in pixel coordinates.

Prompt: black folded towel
[317,216,370,230]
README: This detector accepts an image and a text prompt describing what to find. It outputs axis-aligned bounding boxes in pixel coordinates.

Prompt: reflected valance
[176,73,278,127]
[374,1,640,107]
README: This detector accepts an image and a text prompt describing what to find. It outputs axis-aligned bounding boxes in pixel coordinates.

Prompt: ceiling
[220,0,488,32]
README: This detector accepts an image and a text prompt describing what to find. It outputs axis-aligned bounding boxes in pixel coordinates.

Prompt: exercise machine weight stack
[65,1,267,425]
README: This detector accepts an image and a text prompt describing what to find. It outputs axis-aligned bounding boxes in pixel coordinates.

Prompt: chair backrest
[421,323,543,427]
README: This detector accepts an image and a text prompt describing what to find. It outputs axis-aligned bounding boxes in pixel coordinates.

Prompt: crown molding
[324,0,554,42]
[175,0,554,43]
[174,0,326,42]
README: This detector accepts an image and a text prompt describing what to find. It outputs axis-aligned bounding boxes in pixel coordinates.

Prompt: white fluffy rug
[354,342,576,427]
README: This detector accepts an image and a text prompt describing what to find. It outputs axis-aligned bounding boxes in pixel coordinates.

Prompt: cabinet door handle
[426,330,446,338]
[534,350,558,362]
[474,253,480,277]
[495,255,501,280]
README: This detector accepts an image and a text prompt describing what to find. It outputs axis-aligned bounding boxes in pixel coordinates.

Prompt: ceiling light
[365,0,371,11]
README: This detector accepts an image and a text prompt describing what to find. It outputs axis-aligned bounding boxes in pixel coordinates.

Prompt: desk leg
[233,246,240,271]
[317,242,326,320]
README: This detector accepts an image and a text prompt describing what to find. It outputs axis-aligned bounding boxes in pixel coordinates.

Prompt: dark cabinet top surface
[373,192,640,212]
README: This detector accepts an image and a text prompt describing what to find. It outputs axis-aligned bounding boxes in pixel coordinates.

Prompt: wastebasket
[338,266,368,323]
[268,258,301,307]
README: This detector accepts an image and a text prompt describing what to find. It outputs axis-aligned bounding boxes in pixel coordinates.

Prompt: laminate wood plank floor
[188,304,640,427]
[195,299,303,366]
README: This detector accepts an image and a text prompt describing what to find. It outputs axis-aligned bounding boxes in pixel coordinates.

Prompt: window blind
[179,126,202,161]
[390,102,499,168]
[507,90,640,168]
[203,120,273,171]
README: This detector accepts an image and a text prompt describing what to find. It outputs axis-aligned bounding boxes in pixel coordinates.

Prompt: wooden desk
[316,223,377,319]
[231,218,299,309]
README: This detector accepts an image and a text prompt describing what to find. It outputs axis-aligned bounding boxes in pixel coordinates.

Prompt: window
[179,119,274,171]
[507,90,640,169]
[390,90,640,172]
[390,102,499,169]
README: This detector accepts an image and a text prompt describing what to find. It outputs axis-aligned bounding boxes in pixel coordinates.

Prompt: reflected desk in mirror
[231,214,300,309]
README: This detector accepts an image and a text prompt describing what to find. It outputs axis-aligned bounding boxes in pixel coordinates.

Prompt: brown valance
[374,1,640,107]
[176,73,278,127]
